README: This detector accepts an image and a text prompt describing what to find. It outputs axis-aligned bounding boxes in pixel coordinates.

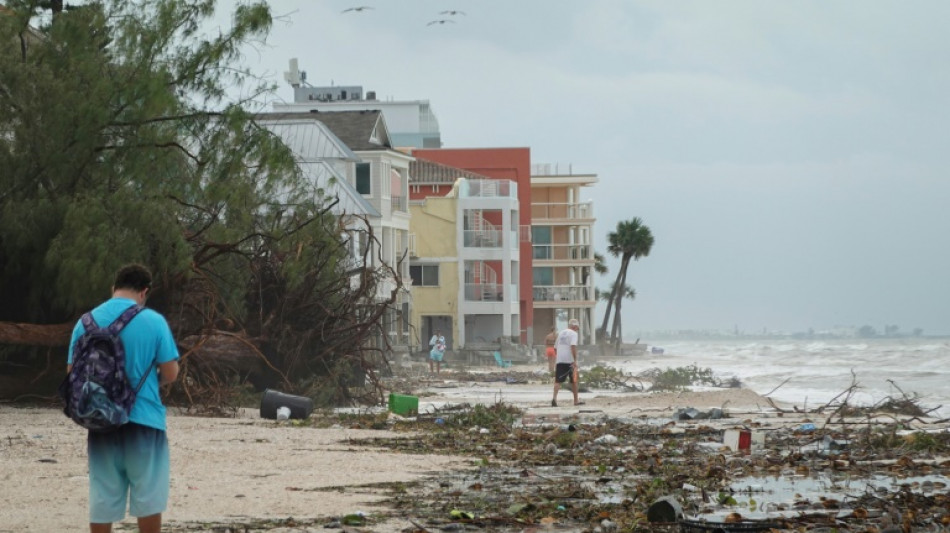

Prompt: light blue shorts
[87,423,170,523]
[429,349,444,362]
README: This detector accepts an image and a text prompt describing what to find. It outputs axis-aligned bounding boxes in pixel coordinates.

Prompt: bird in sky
[439,10,466,16]
[341,6,373,13]
[427,19,456,26]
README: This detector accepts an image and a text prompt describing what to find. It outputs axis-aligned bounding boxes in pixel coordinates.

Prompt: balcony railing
[463,229,502,248]
[390,195,407,212]
[460,179,517,198]
[531,202,593,221]
[532,243,593,261]
[464,283,506,301]
[532,163,574,176]
[533,285,592,302]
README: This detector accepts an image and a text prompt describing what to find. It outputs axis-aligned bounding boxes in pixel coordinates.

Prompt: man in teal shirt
[67,264,179,533]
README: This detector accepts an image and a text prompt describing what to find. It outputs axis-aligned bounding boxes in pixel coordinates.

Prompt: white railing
[531,163,574,176]
[533,285,592,302]
[531,202,593,220]
[464,283,505,301]
[461,179,517,198]
[463,229,503,248]
[532,243,593,261]
[390,195,407,212]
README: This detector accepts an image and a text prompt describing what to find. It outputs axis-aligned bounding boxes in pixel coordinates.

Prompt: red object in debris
[738,430,751,450]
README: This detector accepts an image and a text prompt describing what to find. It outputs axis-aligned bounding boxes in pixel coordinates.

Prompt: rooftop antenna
[284,58,302,88]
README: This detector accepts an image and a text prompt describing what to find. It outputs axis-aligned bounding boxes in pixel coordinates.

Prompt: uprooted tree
[0,0,401,407]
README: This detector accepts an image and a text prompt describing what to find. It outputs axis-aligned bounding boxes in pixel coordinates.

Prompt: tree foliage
[0,0,402,405]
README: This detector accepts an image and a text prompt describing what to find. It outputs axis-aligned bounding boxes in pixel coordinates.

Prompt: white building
[276,59,441,150]
[256,111,412,348]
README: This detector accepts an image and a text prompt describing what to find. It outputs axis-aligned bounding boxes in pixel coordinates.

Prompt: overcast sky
[216,0,950,336]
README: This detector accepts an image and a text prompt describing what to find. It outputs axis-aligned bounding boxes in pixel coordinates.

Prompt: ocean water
[603,338,950,418]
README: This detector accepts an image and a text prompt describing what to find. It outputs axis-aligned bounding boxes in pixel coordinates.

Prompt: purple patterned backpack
[59,304,148,432]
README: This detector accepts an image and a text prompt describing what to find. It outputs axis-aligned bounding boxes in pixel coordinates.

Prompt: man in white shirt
[551,318,583,407]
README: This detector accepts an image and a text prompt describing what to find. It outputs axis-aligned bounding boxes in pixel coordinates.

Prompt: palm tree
[597,282,635,303]
[600,218,653,350]
[583,252,608,288]
[600,282,636,347]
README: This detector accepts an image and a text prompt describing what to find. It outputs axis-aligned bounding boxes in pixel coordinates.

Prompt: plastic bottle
[276,406,291,420]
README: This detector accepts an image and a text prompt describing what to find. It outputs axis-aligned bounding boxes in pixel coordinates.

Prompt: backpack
[59,304,148,432]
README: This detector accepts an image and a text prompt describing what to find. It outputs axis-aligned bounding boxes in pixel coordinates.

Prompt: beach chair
[492,351,512,368]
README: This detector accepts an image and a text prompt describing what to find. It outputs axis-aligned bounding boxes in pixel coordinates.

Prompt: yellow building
[409,160,523,358]
[408,182,460,351]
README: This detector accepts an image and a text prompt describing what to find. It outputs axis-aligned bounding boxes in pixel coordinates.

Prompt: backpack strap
[80,312,99,333]
[107,304,144,335]
[116,304,151,399]
[132,359,156,395]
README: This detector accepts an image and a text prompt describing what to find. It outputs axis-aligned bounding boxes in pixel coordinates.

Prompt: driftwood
[0,321,72,347]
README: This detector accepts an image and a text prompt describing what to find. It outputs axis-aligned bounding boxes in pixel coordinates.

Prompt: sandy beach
[1,402,478,532]
[0,362,901,532]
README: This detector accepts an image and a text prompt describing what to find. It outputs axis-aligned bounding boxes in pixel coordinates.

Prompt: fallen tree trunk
[0,321,73,347]
[179,332,267,377]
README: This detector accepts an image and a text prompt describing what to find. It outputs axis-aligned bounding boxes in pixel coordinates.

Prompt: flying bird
[341,6,373,13]
[427,19,456,26]
[439,10,466,16]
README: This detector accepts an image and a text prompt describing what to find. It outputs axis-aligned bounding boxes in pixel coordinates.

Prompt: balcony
[464,283,506,302]
[459,179,517,199]
[390,195,407,212]
[464,229,503,248]
[533,285,593,303]
[532,243,593,262]
[531,202,593,222]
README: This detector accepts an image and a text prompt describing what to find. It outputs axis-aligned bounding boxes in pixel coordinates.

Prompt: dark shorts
[555,363,575,384]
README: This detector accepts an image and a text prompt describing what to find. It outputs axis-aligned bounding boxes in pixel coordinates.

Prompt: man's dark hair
[113,263,152,292]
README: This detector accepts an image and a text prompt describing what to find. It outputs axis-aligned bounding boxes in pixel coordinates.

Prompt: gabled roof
[256,118,379,218]
[258,110,392,152]
[410,157,494,184]
[255,115,360,162]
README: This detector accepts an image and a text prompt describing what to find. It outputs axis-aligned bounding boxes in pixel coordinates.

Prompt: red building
[412,148,534,344]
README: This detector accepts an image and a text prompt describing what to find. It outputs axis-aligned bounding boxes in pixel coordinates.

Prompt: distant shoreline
[630,334,950,342]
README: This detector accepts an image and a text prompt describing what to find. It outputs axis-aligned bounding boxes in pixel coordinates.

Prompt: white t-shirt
[555,327,578,364]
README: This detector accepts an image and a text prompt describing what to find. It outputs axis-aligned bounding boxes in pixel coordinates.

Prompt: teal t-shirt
[67,297,179,431]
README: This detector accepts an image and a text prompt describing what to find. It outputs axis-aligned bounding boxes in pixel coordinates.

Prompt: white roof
[259,119,379,218]
[259,118,360,162]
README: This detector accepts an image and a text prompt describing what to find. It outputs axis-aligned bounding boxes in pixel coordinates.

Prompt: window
[356,163,371,194]
[532,226,552,259]
[533,267,553,285]
[410,264,439,286]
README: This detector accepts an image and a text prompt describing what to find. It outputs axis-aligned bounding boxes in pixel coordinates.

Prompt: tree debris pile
[313,404,950,532]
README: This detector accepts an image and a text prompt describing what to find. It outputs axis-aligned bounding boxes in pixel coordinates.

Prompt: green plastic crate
[388,393,419,416]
